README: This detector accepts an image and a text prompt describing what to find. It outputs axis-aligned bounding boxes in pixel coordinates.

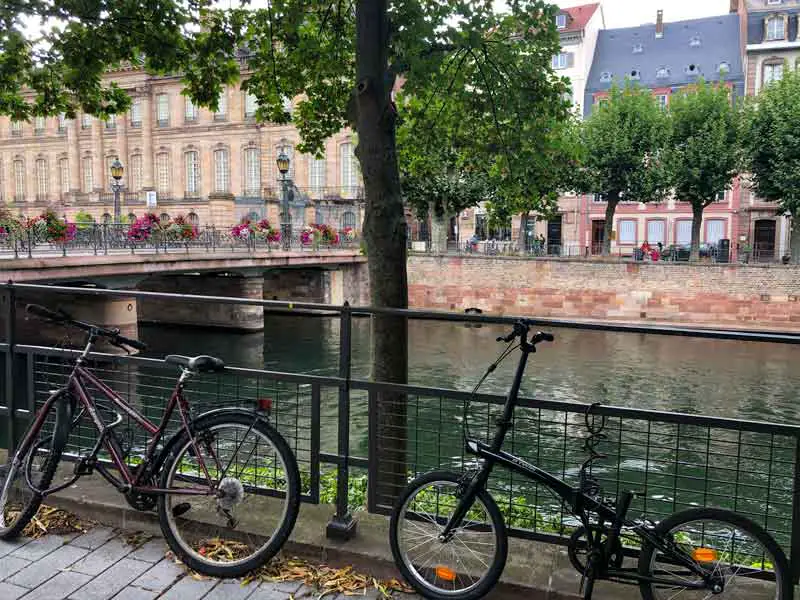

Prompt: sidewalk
[0,523,419,600]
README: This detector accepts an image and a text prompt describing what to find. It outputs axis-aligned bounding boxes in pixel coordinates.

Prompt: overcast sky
[555,0,734,29]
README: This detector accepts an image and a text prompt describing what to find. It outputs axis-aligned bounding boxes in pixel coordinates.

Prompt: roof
[584,13,744,110]
[558,3,600,34]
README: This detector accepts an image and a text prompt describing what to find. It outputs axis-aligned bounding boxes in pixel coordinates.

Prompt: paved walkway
[0,527,416,600]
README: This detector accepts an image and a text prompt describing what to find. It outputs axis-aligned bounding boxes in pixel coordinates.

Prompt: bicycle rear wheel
[389,471,507,600]
[0,391,72,539]
[637,507,790,600]
[157,411,300,578]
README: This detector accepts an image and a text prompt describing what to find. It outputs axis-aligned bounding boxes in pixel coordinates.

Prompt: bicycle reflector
[435,566,457,582]
[257,398,273,412]
[692,548,718,562]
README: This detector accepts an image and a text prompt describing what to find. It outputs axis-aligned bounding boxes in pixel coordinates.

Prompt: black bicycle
[389,320,791,600]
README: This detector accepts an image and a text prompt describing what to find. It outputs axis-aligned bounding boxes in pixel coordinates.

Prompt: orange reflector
[692,548,718,562]
[435,566,457,582]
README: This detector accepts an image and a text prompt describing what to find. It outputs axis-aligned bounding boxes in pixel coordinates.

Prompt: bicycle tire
[0,391,72,539]
[157,411,300,578]
[389,471,507,600]
[637,507,791,600]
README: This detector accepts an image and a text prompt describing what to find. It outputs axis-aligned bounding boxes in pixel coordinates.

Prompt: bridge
[0,247,368,342]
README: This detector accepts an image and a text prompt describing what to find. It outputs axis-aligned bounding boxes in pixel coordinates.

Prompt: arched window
[214,149,229,192]
[185,151,200,195]
[129,154,142,191]
[82,156,93,192]
[246,211,260,222]
[187,212,199,225]
[13,159,25,201]
[59,158,69,196]
[156,152,170,194]
[160,212,170,223]
[339,142,359,197]
[309,154,326,191]
[342,211,357,230]
[102,213,112,224]
[35,159,48,199]
[243,147,260,196]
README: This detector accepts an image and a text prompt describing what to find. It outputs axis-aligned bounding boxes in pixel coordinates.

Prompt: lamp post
[277,152,291,250]
[110,158,124,222]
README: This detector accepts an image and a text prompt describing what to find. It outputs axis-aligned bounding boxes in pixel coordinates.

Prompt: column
[67,119,81,192]
[92,117,104,192]
[141,93,154,190]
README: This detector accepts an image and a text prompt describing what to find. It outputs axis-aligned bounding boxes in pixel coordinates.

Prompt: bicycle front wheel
[389,471,507,600]
[157,411,300,578]
[638,507,791,600]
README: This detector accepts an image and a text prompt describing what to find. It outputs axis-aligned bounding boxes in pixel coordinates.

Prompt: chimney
[656,10,664,39]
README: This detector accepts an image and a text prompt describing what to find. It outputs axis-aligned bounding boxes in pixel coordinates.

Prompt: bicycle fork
[580,491,633,600]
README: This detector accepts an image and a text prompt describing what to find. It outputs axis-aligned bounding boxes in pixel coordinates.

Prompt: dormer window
[632,43,644,54]
[600,71,613,83]
[718,61,730,75]
[685,63,700,76]
[656,67,670,79]
[556,13,567,29]
[766,16,785,41]
[767,0,782,5]
[629,69,641,80]
[689,36,701,48]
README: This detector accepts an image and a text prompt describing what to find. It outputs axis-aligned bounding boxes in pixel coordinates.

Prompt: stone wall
[263,262,370,306]
[407,255,800,329]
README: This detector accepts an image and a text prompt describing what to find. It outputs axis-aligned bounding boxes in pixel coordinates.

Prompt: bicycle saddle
[165,354,226,373]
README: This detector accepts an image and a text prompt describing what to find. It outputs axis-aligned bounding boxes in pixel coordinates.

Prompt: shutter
[567,52,575,68]
[789,15,798,43]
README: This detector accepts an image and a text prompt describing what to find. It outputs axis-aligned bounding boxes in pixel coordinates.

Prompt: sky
[554,0,734,29]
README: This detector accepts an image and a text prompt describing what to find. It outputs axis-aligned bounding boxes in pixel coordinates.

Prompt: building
[576,10,747,256]
[0,60,364,230]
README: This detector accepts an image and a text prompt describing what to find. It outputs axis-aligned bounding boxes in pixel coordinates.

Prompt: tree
[667,79,741,261]
[743,68,800,263]
[3,0,567,508]
[576,82,671,255]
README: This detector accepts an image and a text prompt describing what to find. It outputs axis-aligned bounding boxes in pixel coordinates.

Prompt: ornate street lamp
[110,158,124,222]
[277,152,291,249]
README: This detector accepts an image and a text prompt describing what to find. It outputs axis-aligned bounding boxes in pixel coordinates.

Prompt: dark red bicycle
[0,304,300,578]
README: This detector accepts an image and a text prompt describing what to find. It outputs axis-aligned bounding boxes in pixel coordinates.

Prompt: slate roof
[584,13,744,115]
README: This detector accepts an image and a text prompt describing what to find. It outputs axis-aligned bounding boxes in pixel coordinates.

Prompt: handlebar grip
[539,332,555,342]
[116,335,147,352]
[26,304,64,322]
[496,332,516,343]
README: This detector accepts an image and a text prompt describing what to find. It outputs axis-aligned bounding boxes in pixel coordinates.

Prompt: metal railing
[2,282,800,578]
[0,223,361,259]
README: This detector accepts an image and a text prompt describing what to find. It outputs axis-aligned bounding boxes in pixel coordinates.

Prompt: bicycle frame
[17,336,217,499]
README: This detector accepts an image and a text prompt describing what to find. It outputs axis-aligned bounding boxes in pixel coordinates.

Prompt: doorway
[753,219,776,262]
[591,220,605,255]
[547,215,563,256]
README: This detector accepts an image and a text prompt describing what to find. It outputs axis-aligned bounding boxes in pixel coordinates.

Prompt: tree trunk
[790,215,800,264]
[355,0,408,511]
[690,204,704,262]
[430,207,449,254]
[602,198,619,256]
[518,211,530,253]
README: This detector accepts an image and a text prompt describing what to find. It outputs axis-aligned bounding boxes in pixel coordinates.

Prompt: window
[309,155,326,190]
[629,69,641,80]
[555,13,567,29]
[11,121,21,137]
[35,159,48,199]
[656,67,670,79]
[600,71,612,82]
[282,97,293,116]
[676,220,692,245]
[552,52,570,70]
[34,117,45,135]
[656,94,669,109]
[689,36,702,48]
[156,94,169,126]
[215,91,227,120]
[618,219,636,244]
[102,213,112,224]
[104,114,115,131]
[706,219,725,244]
[766,16,785,41]
[632,43,644,54]
[130,154,142,191]
[59,158,69,195]
[156,152,170,194]
[130,99,142,127]
[244,147,260,195]
[81,113,92,129]
[718,61,730,75]
[185,97,198,122]
[57,114,66,133]
[340,142,359,195]
[646,220,665,245]
[187,212,199,226]
[342,211,356,230]
[764,62,784,86]
[13,159,25,200]
[715,190,726,202]
[686,63,700,76]
[82,157,93,192]
[185,151,200,195]
[244,92,258,118]
[160,213,170,223]
[592,193,606,203]
[214,149,229,192]
[768,0,782,4]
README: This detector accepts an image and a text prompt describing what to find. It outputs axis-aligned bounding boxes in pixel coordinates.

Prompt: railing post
[790,435,800,582]
[327,301,357,540]
[4,282,16,455]
[26,229,32,259]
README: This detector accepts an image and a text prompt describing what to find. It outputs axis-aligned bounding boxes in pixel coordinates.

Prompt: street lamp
[277,151,291,250]
[110,158,124,222]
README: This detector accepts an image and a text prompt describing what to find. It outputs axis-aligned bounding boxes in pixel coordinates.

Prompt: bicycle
[389,320,791,600]
[0,304,300,578]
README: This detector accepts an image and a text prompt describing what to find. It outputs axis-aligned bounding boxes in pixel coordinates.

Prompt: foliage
[743,68,800,262]
[666,79,741,260]
[231,217,281,243]
[341,227,357,243]
[301,223,339,245]
[27,209,76,243]
[73,211,96,231]
[256,218,281,243]
[127,213,161,242]
[231,219,256,241]
[575,82,672,254]
[164,215,199,241]
[0,208,23,240]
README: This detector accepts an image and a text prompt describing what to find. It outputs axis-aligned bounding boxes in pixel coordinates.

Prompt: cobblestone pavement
[0,527,418,600]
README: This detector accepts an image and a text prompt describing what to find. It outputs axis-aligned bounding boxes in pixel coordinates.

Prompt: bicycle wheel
[389,471,507,600]
[638,507,790,600]
[157,411,300,578]
[0,391,72,539]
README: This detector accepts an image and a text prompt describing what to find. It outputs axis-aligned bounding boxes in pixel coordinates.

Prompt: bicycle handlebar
[495,320,554,346]
[25,303,147,352]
